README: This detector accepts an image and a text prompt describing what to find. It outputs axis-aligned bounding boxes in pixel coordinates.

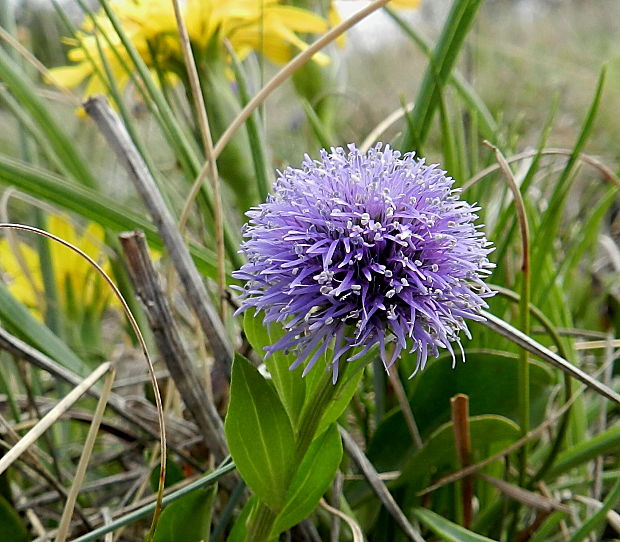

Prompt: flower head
[49,0,328,97]
[234,144,494,380]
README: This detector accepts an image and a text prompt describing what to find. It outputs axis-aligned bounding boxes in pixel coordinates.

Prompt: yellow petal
[46,63,92,89]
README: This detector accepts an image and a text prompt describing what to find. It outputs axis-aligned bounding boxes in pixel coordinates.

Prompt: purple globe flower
[234,144,494,381]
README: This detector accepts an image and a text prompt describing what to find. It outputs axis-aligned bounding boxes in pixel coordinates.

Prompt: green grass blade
[568,477,620,542]
[0,154,222,279]
[399,0,484,151]
[0,47,98,188]
[532,66,606,266]
[227,50,272,202]
[545,424,620,480]
[385,5,496,140]
[0,282,91,376]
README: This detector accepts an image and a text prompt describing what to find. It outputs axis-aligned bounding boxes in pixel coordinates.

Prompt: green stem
[245,363,342,542]
[246,502,278,542]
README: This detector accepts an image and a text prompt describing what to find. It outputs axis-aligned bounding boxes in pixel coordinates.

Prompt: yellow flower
[49,0,329,95]
[0,215,116,320]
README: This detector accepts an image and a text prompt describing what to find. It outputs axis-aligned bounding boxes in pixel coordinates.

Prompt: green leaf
[313,360,366,437]
[0,494,28,542]
[413,508,498,542]
[369,351,551,471]
[271,424,343,536]
[153,486,216,542]
[243,312,307,429]
[397,415,520,495]
[225,354,295,510]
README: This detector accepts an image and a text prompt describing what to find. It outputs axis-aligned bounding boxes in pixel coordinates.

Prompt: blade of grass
[480,311,620,404]
[568,478,620,542]
[170,0,226,318]
[224,42,271,201]
[532,66,607,266]
[0,47,97,188]
[398,0,484,151]
[0,154,223,279]
[384,6,496,139]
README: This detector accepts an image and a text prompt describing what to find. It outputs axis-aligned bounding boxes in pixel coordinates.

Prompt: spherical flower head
[234,144,494,381]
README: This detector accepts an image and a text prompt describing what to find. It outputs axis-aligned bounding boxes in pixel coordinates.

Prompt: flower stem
[245,502,277,542]
[245,363,343,542]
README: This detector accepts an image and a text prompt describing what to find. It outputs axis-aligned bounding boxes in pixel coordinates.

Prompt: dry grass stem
[339,426,426,542]
[387,368,422,449]
[83,97,232,376]
[120,231,227,461]
[360,102,414,153]
[0,362,111,477]
[0,222,168,535]
[320,498,364,542]
[55,368,116,542]
[170,0,226,319]
[184,0,396,218]
[463,148,620,191]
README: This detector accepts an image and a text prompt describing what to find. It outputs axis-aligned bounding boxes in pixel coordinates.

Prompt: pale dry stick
[55,368,116,542]
[387,368,422,449]
[360,102,414,153]
[461,148,620,192]
[417,354,617,497]
[170,0,226,319]
[0,326,200,470]
[593,336,615,503]
[25,508,46,539]
[0,222,168,537]
[329,472,344,542]
[574,339,620,350]
[320,498,364,542]
[84,97,233,377]
[0,25,80,106]
[339,426,426,542]
[481,311,620,404]
[119,231,227,461]
[479,474,569,513]
[0,362,110,477]
[181,0,396,220]
[101,508,114,542]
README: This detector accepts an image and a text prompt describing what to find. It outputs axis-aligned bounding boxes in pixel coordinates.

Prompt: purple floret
[233,144,494,381]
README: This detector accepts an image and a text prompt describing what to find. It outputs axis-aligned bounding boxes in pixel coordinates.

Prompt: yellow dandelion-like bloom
[49,0,329,95]
[0,216,116,320]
